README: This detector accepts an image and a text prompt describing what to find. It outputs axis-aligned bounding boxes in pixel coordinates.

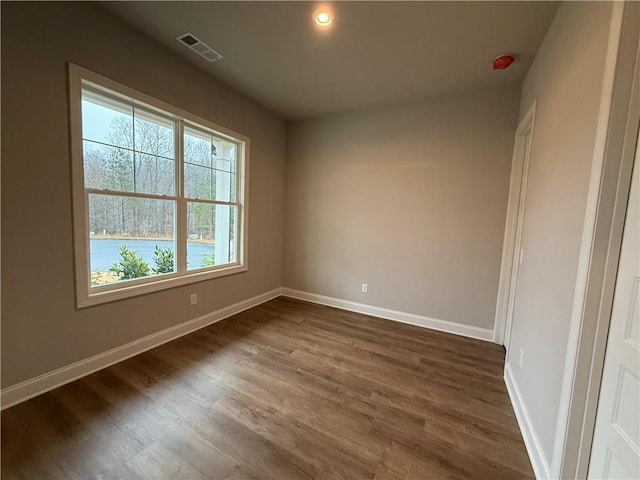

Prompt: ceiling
[102,1,559,121]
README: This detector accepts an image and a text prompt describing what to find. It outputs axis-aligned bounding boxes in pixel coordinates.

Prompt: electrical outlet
[190,293,198,306]
[361,283,368,293]
[519,349,524,369]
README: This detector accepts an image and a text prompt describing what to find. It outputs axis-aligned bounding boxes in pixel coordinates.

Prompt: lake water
[90,239,214,272]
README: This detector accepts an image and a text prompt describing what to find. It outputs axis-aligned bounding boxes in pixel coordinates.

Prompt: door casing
[493,103,536,349]
[554,3,640,477]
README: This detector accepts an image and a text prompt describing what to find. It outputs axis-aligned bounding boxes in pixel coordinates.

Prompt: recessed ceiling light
[315,12,332,26]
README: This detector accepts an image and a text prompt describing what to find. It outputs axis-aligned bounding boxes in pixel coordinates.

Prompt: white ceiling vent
[177,32,223,63]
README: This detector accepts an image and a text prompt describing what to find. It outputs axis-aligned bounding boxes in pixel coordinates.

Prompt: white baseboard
[2,287,494,410]
[281,288,493,342]
[0,288,282,410]
[504,363,552,479]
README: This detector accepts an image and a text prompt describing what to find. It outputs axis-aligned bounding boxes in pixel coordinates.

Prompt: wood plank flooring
[1,297,533,479]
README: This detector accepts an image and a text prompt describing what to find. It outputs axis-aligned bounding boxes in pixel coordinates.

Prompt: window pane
[228,205,238,263]
[88,194,176,286]
[184,126,212,168]
[82,91,133,149]
[83,141,134,191]
[184,163,213,200]
[184,125,237,173]
[212,168,236,202]
[135,153,175,196]
[134,109,175,159]
[212,137,237,173]
[187,202,237,270]
[184,165,236,202]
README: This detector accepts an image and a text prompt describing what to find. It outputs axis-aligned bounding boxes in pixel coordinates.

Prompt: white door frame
[554,3,640,477]
[493,102,536,348]
[588,127,640,479]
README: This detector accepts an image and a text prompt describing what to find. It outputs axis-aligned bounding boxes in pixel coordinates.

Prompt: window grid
[70,64,248,307]
[80,86,242,278]
[82,138,176,162]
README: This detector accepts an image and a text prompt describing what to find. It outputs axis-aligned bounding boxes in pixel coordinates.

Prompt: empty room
[1,1,639,479]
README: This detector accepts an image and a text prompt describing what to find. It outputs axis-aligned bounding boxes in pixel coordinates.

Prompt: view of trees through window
[82,88,240,287]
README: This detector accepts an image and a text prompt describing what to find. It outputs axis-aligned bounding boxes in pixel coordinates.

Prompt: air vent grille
[177,32,223,63]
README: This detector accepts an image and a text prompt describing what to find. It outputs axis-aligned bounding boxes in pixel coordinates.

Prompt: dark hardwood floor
[1,297,533,479]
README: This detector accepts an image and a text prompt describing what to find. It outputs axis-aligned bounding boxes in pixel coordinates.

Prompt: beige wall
[284,89,520,329]
[1,2,287,388]
[506,1,613,463]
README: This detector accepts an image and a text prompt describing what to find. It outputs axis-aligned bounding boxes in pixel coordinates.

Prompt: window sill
[78,263,247,308]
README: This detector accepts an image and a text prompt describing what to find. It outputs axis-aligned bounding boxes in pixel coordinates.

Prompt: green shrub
[109,245,150,280]
[153,246,174,274]
[200,252,215,267]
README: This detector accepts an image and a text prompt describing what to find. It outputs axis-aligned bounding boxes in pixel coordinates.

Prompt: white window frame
[69,64,249,308]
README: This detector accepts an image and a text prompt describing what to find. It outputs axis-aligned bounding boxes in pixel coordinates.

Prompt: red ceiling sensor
[493,54,515,70]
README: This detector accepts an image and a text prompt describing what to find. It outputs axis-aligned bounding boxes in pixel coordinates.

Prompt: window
[69,64,248,307]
